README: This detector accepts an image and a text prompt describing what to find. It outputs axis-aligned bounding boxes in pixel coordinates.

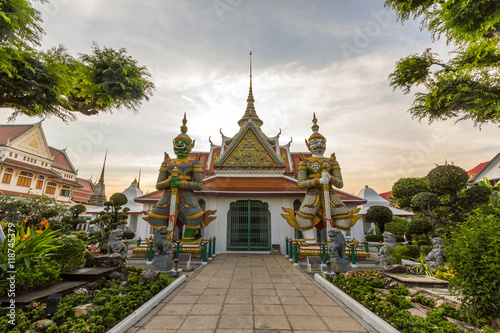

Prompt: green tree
[365,205,393,234]
[392,177,430,210]
[0,0,155,121]
[446,211,500,322]
[385,0,500,127]
[90,193,129,246]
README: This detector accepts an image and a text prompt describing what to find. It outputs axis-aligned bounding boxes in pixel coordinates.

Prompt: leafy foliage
[90,193,129,246]
[0,1,155,121]
[385,216,410,235]
[392,177,430,210]
[365,205,393,233]
[407,216,432,236]
[50,235,86,273]
[385,0,500,127]
[446,211,500,320]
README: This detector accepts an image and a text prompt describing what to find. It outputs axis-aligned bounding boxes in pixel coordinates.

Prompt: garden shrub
[446,211,500,321]
[407,216,432,236]
[412,294,436,308]
[404,245,420,260]
[365,234,383,242]
[420,245,432,255]
[123,230,135,239]
[416,239,430,247]
[51,235,86,272]
[385,216,409,235]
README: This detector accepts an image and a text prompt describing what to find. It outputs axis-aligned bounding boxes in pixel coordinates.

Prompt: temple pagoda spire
[88,151,107,206]
[238,52,263,128]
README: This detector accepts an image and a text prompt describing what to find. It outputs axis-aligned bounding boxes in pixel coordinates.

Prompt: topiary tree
[384,216,409,236]
[392,177,430,210]
[50,235,86,273]
[392,164,492,233]
[446,211,500,322]
[365,205,393,234]
[90,193,129,246]
[407,216,432,240]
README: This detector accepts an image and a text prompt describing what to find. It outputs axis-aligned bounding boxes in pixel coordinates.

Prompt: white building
[0,122,82,202]
[352,185,413,242]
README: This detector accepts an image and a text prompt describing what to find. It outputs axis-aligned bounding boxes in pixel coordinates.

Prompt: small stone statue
[107,230,127,257]
[328,228,350,273]
[379,231,397,267]
[153,227,174,271]
[426,237,445,268]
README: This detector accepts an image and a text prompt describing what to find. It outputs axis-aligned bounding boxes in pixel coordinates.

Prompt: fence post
[293,241,299,265]
[202,240,208,264]
[285,237,289,257]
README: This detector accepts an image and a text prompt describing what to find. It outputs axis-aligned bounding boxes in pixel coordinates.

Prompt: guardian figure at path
[143,114,216,244]
[281,114,361,246]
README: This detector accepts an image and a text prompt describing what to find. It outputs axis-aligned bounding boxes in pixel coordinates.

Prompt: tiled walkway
[135,254,376,332]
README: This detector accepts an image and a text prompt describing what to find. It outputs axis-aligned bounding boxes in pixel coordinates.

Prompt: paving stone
[252,288,276,296]
[143,315,186,330]
[254,304,285,316]
[283,304,316,316]
[322,316,369,332]
[276,289,302,297]
[179,315,219,330]
[254,315,291,330]
[169,295,200,304]
[312,305,352,317]
[224,294,253,304]
[197,294,226,304]
[218,314,253,329]
[190,303,223,315]
[288,315,328,331]
[158,303,193,315]
[222,304,253,315]
[253,295,281,304]
[279,296,308,304]
[203,288,228,296]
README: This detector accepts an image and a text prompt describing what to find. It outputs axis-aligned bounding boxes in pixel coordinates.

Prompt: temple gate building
[135,65,366,253]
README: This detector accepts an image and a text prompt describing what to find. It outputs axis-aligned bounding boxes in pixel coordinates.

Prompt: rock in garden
[108,270,128,281]
[74,303,94,317]
[491,318,500,332]
[139,269,160,285]
[73,288,88,295]
[32,319,54,331]
[382,264,407,274]
[408,308,427,318]
[445,317,482,333]
[119,281,128,288]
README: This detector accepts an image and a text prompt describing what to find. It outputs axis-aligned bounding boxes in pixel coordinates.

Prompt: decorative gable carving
[11,125,52,160]
[223,129,277,166]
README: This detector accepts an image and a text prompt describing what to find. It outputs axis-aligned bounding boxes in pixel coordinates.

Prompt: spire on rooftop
[238,51,263,128]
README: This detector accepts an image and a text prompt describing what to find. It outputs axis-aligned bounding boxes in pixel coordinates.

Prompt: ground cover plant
[330,270,497,333]
[0,267,174,332]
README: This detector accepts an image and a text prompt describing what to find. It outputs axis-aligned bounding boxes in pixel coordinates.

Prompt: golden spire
[174,113,192,142]
[238,51,263,128]
[308,113,326,141]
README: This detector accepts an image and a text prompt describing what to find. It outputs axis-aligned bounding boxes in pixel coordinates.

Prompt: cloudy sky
[2,0,499,197]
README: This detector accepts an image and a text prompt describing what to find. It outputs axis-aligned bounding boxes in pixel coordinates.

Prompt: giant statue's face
[173,139,192,159]
[308,138,326,155]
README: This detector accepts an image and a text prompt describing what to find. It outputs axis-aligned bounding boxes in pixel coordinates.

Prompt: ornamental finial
[175,113,192,142]
[308,113,326,142]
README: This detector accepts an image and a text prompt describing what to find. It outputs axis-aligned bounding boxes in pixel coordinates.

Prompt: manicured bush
[365,234,383,242]
[416,239,430,248]
[123,230,135,239]
[420,245,432,255]
[392,177,430,210]
[365,205,393,233]
[384,216,409,236]
[446,211,500,321]
[51,235,86,272]
[407,216,432,235]
[403,245,420,260]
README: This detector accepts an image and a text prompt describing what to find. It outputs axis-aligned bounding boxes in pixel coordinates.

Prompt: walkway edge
[314,274,400,333]
[107,275,187,333]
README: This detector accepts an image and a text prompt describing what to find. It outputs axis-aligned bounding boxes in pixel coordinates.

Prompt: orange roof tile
[0,124,33,145]
[49,147,75,173]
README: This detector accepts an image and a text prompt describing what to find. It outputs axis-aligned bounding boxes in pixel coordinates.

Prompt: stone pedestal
[153,253,173,272]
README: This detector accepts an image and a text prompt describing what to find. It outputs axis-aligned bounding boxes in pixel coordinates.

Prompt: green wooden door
[227,200,271,251]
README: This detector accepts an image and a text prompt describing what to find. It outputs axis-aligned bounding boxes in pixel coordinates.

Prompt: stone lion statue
[426,237,445,268]
[328,229,347,260]
[328,228,350,273]
[379,231,397,267]
[153,227,173,271]
[107,229,127,257]
[154,227,173,256]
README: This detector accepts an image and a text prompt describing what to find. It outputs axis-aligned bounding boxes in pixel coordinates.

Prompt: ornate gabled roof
[214,120,285,171]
